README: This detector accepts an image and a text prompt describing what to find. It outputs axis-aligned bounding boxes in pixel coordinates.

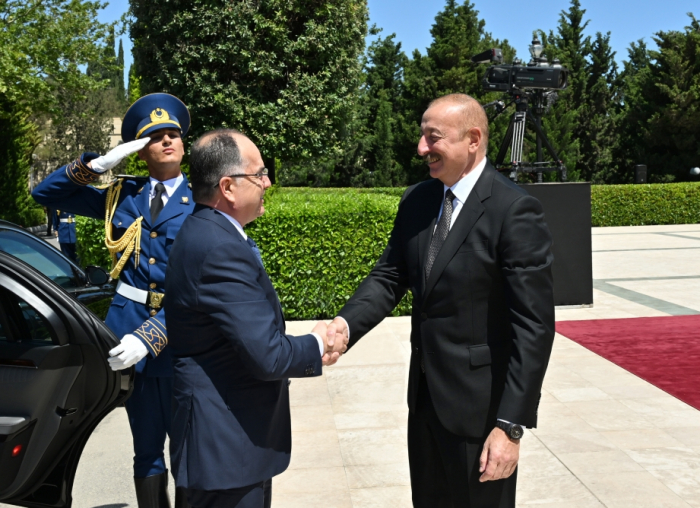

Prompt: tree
[616,15,700,182]
[0,99,42,226]
[0,0,113,114]
[130,0,369,182]
[0,0,115,225]
[400,0,516,183]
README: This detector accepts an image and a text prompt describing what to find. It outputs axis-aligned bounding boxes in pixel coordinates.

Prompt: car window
[0,229,81,290]
[0,286,56,345]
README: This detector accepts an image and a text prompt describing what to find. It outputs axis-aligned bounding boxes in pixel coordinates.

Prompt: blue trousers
[125,374,173,478]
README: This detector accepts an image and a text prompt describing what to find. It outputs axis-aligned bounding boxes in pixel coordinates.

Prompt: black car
[0,221,132,507]
[0,220,115,315]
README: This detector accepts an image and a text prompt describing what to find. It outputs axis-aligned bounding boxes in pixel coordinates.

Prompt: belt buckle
[149,291,164,309]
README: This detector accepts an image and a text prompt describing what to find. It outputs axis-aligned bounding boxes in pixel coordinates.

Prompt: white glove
[108,334,149,371]
[90,138,151,173]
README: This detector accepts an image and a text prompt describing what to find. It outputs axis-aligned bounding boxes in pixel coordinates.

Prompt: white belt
[116,280,148,304]
[59,218,75,223]
[116,281,165,309]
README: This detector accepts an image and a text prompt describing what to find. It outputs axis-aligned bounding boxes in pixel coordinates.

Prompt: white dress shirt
[148,174,184,206]
[215,210,325,357]
[436,156,487,229]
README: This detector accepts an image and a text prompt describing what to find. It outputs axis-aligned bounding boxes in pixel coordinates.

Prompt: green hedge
[246,188,412,319]
[591,182,700,227]
[75,182,700,320]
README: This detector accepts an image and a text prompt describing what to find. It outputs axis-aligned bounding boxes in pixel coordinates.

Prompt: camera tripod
[487,90,567,183]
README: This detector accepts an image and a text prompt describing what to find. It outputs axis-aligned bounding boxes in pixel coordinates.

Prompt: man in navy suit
[164,129,347,508]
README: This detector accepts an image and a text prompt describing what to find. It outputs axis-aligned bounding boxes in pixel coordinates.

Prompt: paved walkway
[5,224,700,507]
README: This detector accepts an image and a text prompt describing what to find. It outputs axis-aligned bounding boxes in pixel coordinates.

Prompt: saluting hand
[88,137,151,173]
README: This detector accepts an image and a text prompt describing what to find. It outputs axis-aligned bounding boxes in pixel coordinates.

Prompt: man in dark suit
[328,94,555,507]
[164,129,346,508]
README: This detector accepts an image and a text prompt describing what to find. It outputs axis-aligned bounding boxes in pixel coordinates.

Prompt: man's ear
[467,127,483,154]
[137,147,147,161]
[220,178,236,206]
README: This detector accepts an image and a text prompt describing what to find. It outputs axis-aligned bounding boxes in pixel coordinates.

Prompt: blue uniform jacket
[52,210,77,244]
[32,153,194,377]
[164,205,323,490]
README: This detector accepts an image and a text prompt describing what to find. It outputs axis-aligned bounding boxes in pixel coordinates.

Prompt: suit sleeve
[496,194,555,427]
[194,240,322,381]
[31,153,109,219]
[338,191,411,347]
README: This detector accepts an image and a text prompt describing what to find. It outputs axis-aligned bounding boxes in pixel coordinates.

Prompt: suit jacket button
[150,231,158,238]
[150,310,157,317]
[149,283,157,289]
[421,312,427,320]
[149,258,156,265]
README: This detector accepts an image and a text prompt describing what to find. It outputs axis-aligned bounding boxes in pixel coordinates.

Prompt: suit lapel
[136,180,152,227]
[417,180,444,294]
[153,175,192,228]
[422,163,496,302]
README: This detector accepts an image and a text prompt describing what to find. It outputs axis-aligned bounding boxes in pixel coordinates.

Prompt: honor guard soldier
[53,209,79,264]
[32,93,193,508]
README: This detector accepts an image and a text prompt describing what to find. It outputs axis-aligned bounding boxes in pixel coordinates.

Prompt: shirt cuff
[311,332,324,357]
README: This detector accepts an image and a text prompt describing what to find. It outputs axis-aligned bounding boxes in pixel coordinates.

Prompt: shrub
[76,215,111,269]
[591,182,700,227]
[246,188,412,319]
[74,182,700,320]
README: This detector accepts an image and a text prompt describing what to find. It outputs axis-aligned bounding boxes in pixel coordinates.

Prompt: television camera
[472,39,569,183]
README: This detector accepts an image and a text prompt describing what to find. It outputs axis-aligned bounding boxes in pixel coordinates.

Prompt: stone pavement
[5,224,700,507]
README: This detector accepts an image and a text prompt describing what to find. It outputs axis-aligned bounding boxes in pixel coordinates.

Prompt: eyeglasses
[214,168,269,187]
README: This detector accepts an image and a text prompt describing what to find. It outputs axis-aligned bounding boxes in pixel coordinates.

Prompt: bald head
[427,94,489,153]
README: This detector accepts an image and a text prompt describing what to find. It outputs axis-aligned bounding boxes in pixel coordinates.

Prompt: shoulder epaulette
[114,174,150,183]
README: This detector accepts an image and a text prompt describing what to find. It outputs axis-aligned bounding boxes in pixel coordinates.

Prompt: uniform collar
[149,173,184,199]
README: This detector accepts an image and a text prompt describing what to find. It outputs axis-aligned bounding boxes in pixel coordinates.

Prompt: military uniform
[53,209,78,264]
[32,93,193,506]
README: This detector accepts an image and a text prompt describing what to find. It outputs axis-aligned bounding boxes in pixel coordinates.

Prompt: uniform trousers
[186,479,272,508]
[124,373,173,478]
[408,374,517,508]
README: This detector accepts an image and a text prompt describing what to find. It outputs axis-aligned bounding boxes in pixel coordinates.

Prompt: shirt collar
[149,173,184,198]
[214,210,247,240]
[444,156,487,204]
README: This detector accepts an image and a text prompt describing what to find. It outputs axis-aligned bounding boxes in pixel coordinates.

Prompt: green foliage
[246,188,411,319]
[0,99,43,226]
[85,296,112,320]
[615,15,700,183]
[35,87,116,168]
[75,215,111,269]
[0,0,114,115]
[130,0,368,168]
[591,182,700,226]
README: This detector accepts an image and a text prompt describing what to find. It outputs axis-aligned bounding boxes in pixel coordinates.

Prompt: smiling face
[138,127,185,179]
[416,99,485,187]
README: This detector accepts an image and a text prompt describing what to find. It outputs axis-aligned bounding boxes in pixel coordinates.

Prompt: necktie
[150,182,166,224]
[247,237,264,268]
[425,189,455,281]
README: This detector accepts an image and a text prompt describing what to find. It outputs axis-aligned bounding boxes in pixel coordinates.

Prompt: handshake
[311,318,349,366]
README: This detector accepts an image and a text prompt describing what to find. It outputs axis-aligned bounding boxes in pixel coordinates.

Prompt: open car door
[0,251,132,507]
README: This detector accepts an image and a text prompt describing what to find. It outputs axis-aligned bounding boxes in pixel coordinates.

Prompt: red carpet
[556,315,700,411]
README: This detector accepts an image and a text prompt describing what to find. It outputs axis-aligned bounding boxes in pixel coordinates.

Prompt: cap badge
[150,108,170,122]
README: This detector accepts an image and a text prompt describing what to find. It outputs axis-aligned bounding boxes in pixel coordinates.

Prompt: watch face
[510,425,524,439]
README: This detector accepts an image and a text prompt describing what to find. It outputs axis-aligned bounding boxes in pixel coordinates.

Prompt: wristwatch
[495,420,524,440]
